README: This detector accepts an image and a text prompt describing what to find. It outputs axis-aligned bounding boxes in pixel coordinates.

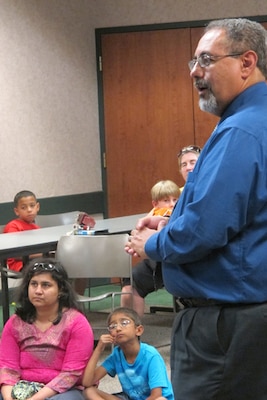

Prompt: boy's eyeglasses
[108,318,132,332]
[188,52,243,71]
[32,262,60,273]
[177,145,201,158]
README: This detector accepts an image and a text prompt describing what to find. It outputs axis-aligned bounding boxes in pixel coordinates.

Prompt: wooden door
[100,29,195,217]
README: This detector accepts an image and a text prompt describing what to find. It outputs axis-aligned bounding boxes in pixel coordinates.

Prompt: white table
[0,213,146,324]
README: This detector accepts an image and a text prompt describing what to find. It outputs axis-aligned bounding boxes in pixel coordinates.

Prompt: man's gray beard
[199,93,221,117]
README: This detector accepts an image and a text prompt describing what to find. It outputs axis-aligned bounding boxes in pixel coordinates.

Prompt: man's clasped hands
[125,215,169,258]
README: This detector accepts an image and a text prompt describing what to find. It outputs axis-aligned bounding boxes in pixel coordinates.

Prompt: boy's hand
[96,334,115,351]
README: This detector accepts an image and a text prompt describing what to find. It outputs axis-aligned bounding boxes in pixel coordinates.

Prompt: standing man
[126,19,267,400]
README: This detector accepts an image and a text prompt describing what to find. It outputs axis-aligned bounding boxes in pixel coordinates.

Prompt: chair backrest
[56,234,131,280]
[36,211,79,228]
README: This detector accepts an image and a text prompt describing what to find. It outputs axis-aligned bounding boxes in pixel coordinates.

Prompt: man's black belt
[179,297,228,308]
[178,298,267,308]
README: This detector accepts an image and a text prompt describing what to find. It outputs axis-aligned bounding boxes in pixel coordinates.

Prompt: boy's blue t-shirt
[102,342,174,400]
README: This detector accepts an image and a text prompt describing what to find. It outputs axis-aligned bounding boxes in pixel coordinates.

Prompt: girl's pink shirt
[0,309,94,393]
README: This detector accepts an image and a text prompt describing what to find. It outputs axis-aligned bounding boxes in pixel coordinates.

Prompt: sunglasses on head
[32,262,60,273]
[177,145,201,158]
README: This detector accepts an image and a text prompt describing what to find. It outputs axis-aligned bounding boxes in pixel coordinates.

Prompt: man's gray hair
[205,18,267,79]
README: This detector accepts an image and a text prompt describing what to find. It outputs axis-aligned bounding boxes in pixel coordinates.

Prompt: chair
[56,233,132,318]
[0,266,22,292]
[35,211,79,228]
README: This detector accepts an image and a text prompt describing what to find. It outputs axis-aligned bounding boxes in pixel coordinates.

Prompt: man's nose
[190,62,204,78]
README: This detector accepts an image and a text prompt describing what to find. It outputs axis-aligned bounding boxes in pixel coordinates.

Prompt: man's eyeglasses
[188,53,243,71]
[32,262,60,273]
[108,318,132,332]
[177,145,201,158]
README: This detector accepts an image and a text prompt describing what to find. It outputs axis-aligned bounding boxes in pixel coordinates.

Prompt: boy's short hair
[150,180,180,202]
[107,307,142,327]
[14,190,37,207]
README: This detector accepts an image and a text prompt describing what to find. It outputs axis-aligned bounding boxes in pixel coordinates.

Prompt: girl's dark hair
[15,257,80,324]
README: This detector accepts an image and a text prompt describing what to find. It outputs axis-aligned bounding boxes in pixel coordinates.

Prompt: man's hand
[125,215,168,257]
[136,215,168,230]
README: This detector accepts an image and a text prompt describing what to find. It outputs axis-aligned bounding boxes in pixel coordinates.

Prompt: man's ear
[14,207,19,217]
[241,50,258,78]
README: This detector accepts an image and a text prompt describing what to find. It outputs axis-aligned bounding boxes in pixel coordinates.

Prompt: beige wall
[1,0,267,202]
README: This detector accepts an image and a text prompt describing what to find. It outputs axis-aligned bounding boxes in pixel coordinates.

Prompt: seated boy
[3,190,40,271]
[121,180,180,317]
[82,307,174,400]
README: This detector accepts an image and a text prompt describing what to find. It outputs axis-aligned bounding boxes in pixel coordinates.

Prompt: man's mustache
[194,79,211,91]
